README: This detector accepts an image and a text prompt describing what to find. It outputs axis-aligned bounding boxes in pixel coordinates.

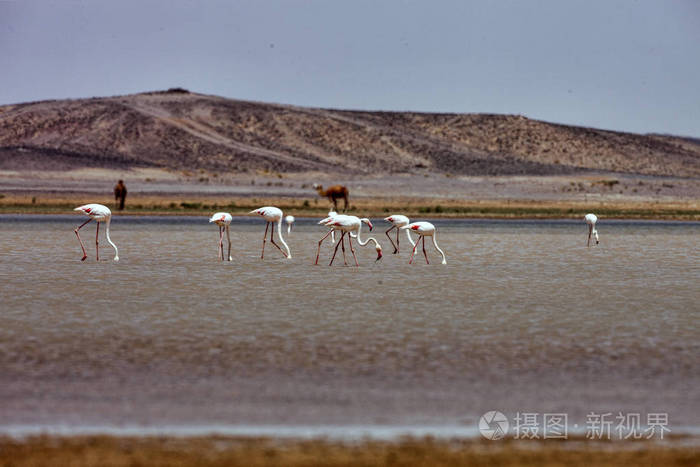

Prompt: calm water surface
[0,215,698,436]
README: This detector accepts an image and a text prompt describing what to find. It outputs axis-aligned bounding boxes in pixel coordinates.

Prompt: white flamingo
[285,215,295,234]
[73,203,119,262]
[315,214,347,264]
[249,206,291,259]
[315,214,349,265]
[326,210,338,243]
[400,221,446,265]
[315,214,382,266]
[383,214,415,254]
[209,212,233,261]
[311,210,341,261]
[585,213,600,247]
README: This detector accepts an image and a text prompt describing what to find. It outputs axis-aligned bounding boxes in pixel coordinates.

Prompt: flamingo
[400,222,446,265]
[315,213,349,264]
[326,210,338,243]
[209,212,233,261]
[383,214,415,254]
[585,213,600,247]
[285,215,295,234]
[315,215,382,266]
[73,203,119,262]
[249,206,291,259]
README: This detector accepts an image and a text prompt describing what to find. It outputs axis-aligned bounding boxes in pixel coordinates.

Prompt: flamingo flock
[315,214,382,266]
[72,203,601,264]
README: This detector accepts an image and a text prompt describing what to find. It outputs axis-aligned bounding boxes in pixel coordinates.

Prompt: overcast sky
[1,1,698,136]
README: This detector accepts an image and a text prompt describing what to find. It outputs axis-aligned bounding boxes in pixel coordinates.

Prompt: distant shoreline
[4,421,700,440]
[2,170,698,220]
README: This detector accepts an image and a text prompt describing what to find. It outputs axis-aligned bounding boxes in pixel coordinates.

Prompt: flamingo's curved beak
[367,221,373,231]
[375,246,382,261]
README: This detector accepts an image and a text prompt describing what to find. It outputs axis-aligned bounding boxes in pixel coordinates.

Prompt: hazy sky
[1,1,698,136]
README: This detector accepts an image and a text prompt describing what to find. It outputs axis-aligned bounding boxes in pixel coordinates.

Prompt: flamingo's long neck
[104,218,119,261]
[404,227,416,247]
[431,233,446,264]
[356,223,380,249]
[276,217,291,259]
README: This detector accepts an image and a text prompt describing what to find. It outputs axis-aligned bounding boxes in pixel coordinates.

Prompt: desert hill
[1,89,698,177]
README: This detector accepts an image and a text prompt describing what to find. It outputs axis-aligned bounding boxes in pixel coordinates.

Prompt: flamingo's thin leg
[95,221,100,261]
[587,225,592,247]
[340,233,348,266]
[409,236,419,264]
[226,226,232,261]
[217,226,224,260]
[217,226,221,259]
[74,218,92,261]
[385,226,398,254]
[329,232,345,266]
[261,222,269,259]
[348,234,359,266]
[315,230,334,265]
[268,221,287,258]
[422,236,430,264]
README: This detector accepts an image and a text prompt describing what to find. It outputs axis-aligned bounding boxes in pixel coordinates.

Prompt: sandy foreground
[0,435,698,467]
[0,168,698,219]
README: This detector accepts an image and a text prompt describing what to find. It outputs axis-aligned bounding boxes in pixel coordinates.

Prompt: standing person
[114,180,127,210]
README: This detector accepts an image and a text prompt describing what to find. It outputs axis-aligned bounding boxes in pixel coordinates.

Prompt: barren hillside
[1,89,698,177]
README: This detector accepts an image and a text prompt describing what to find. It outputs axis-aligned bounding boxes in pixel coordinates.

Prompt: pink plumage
[315,215,382,266]
[400,222,446,265]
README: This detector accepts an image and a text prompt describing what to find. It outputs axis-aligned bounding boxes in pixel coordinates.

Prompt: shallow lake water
[0,215,698,437]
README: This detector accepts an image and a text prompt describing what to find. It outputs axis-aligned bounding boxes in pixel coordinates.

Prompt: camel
[313,184,349,212]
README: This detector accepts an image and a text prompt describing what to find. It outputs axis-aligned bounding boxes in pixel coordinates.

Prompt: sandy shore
[0,435,697,466]
[1,196,697,220]
[0,169,698,219]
